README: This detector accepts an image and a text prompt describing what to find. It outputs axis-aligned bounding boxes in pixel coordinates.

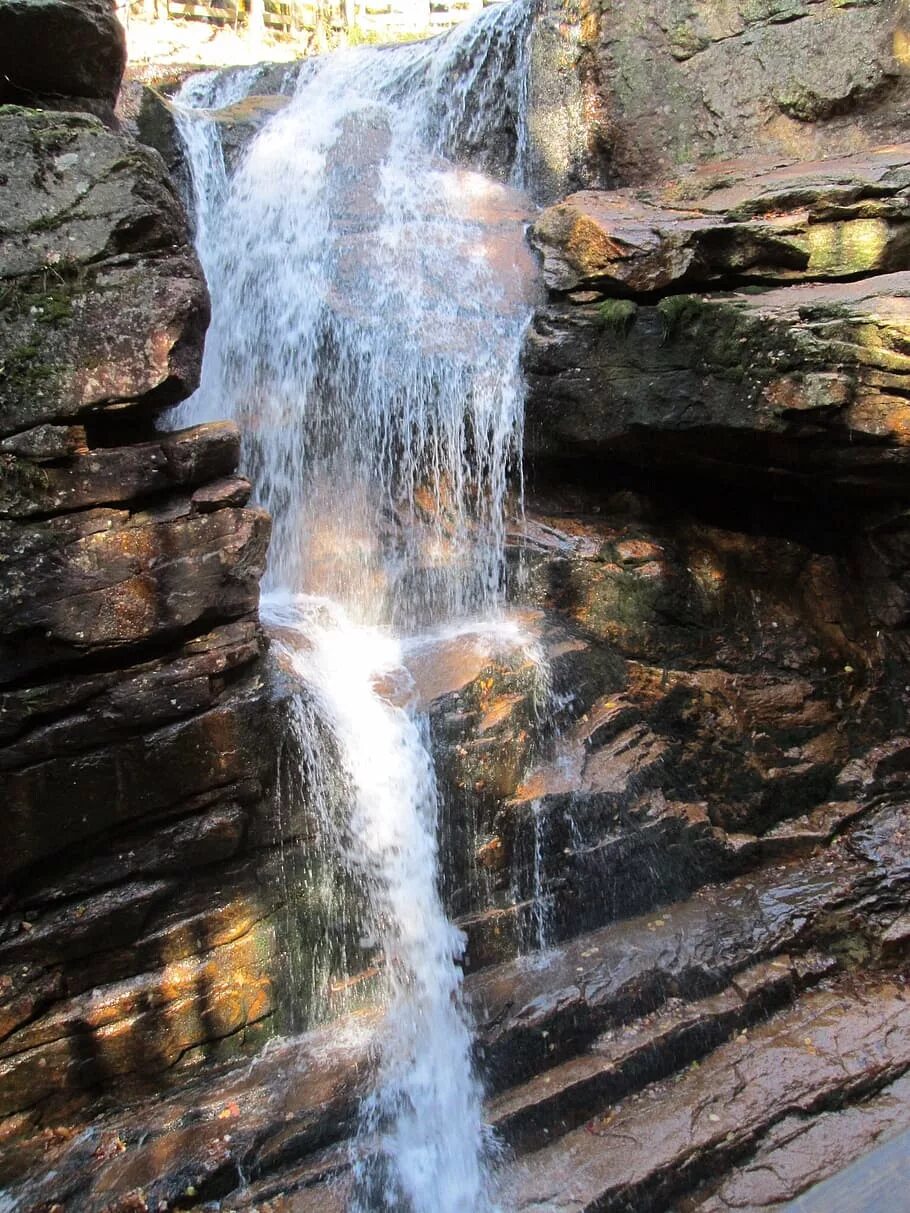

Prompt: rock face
[3,2,910,1209]
[0,17,285,1135]
[528,0,910,197]
[506,29,910,1201]
[5,795,909,1210]
[0,107,207,434]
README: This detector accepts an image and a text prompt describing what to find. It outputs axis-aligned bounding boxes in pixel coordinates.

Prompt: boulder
[0,107,208,436]
[0,0,126,114]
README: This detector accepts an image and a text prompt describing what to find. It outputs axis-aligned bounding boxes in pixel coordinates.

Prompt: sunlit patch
[806,218,890,276]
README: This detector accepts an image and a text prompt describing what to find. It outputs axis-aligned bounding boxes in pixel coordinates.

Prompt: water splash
[174,5,536,1208]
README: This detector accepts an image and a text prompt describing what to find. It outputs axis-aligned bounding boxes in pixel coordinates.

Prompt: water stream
[174,5,536,1207]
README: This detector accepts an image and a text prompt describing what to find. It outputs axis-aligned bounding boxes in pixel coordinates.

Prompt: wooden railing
[123,0,497,38]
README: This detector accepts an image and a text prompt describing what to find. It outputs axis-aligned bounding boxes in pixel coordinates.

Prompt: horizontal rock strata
[0,38,283,1134]
[4,794,907,1211]
[525,145,910,498]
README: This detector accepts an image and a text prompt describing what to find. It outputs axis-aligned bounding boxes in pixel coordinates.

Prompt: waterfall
[173,4,536,1208]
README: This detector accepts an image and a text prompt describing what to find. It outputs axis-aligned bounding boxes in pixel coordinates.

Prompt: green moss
[667,22,709,60]
[0,453,50,514]
[775,84,831,122]
[597,298,638,335]
[656,294,708,340]
[32,288,73,325]
[741,0,808,22]
[2,267,81,326]
[0,342,55,397]
[344,22,429,45]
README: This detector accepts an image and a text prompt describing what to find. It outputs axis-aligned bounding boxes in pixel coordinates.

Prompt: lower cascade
[174,4,536,1207]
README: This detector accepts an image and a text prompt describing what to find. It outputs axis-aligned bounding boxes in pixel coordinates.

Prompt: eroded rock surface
[525,145,910,499]
[3,796,907,1212]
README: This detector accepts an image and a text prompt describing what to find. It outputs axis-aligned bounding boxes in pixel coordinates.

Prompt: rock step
[486,952,832,1155]
[471,799,910,1092]
[5,800,906,1211]
[221,953,832,1211]
[458,792,872,974]
[691,1078,910,1211]
[494,975,910,1213]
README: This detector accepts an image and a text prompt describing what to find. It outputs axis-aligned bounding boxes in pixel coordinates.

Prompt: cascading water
[173,5,537,1208]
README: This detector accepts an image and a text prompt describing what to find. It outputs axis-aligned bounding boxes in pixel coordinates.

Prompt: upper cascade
[175,0,538,629]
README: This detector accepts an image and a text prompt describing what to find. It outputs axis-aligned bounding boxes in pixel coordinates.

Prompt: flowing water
[174,5,537,1207]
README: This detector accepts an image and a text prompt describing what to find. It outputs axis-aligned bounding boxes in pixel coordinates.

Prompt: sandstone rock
[0,0,126,113]
[0,107,208,436]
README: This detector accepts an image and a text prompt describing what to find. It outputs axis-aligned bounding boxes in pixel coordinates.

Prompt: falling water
[174,4,536,1208]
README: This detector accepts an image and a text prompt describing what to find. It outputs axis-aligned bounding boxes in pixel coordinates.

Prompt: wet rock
[488,954,826,1154]
[0,61,280,1127]
[3,677,272,882]
[0,501,270,682]
[7,798,906,1211]
[688,1070,910,1211]
[0,0,126,115]
[0,618,264,763]
[497,976,910,1212]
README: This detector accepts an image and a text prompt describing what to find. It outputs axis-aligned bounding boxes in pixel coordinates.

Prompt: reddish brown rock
[0,502,270,682]
[0,423,242,519]
[497,977,910,1212]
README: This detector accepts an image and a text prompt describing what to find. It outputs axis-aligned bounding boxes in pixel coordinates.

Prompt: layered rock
[0,24,282,1133]
[4,792,908,1211]
[525,146,910,501]
[496,127,910,1207]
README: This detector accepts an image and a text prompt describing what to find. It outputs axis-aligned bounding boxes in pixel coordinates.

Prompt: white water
[174,5,535,1208]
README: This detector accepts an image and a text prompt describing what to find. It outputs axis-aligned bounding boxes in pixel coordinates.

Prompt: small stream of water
[174,6,536,1206]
